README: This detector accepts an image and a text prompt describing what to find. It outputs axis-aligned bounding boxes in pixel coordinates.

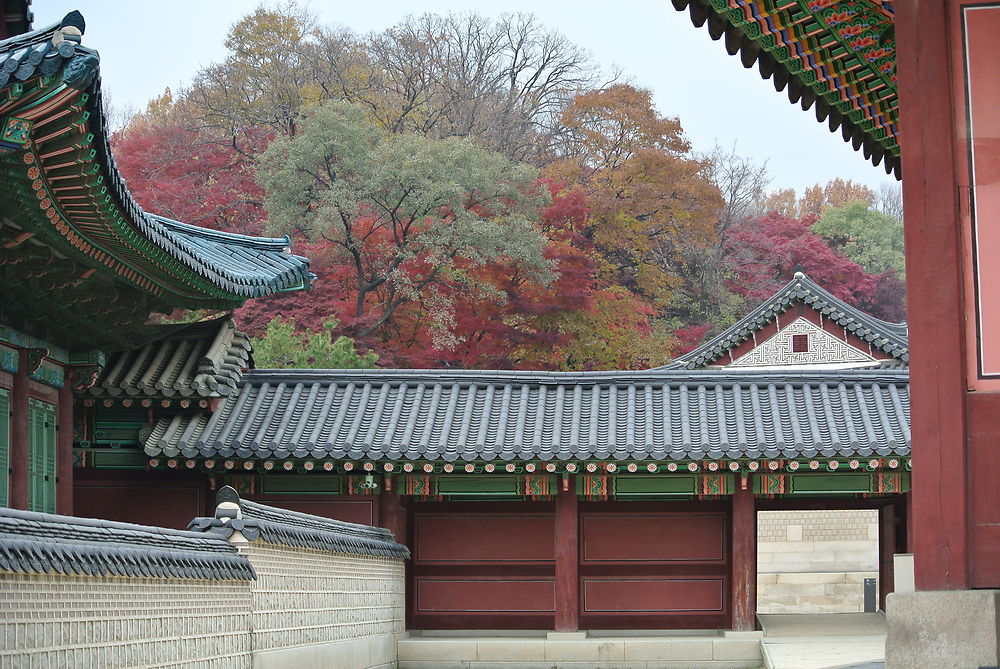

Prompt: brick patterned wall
[758,510,876,543]
[0,541,406,668]
[244,541,405,652]
[0,573,253,669]
[757,509,879,613]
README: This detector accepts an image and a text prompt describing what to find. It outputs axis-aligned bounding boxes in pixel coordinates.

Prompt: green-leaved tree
[258,100,552,343]
[252,316,378,369]
[812,200,905,278]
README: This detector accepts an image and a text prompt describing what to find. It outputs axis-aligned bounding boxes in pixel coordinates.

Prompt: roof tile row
[0,507,254,580]
[144,368,910,462]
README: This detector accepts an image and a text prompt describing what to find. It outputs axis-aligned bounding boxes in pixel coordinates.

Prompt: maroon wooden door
[410,501,556,629]
[578,501,731,629]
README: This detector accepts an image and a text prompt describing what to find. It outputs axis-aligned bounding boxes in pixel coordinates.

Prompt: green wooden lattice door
[0,388,8,507]
[27,398,55,513]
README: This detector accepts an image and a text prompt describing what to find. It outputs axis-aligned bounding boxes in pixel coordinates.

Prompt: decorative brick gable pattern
[730,317,876,368]
[668,272,908,370]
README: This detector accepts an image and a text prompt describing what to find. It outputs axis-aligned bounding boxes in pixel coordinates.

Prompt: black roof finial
[60,10,85,34]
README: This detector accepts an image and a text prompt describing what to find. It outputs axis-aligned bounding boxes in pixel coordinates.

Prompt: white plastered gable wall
[728,316,880,371]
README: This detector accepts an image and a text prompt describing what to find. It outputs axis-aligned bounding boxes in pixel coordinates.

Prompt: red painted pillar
[554,476,579,632]
[896,0,970,591]
[731,478,756,631]
[8,352,28,509]
[379,482,408,546]
[56,377,73,516]
[879,504,896,610]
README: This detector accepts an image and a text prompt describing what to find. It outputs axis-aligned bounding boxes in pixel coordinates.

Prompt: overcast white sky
[41,0,894,195]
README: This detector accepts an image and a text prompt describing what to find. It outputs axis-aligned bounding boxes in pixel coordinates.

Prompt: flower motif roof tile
[143,367,909,463]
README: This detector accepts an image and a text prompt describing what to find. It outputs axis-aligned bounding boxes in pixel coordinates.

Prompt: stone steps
[398,630,764,669]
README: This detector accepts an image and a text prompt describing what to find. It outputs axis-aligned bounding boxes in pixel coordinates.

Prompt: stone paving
[759,613,885,669]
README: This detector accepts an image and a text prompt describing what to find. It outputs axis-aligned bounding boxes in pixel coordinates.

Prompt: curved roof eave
[0,11,312,305]
[672,0,901,179]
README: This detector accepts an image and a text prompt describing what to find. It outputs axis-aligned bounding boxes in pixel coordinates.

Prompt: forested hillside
[113,6,905,370]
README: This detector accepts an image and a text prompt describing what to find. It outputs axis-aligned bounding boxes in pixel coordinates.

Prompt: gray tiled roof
[144,368,910,462]
[188,486,409,559]
[669,272,908,369]
[89,317,250,398]
[145,215,312,299]
[0,507,254,580]
[0,13,312,300]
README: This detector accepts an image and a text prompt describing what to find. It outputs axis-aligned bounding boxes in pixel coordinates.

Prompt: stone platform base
[886,590,1000,668]
[253,632,404,669]
[398,630,764,669]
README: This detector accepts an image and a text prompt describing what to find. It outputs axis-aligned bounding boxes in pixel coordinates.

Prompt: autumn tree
[181,5,603,163]
[114,120,270,235]
[336,12,603,162]
[252,316,378,368]
[186,4,324,140]
[798,178,874,217]
[548,84,723,309]
[725,212,904,321]
[258,100,552,345]
[756,178,877,219]
[872,182,904,221]
[671,144,771,329]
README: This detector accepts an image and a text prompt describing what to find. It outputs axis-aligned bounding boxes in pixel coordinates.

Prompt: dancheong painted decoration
[673,0,899,177]
[0,12,312,349]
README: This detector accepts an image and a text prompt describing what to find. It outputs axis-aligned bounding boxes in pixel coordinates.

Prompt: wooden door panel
[415,514,554,563]
[581,513,725,562]
[582,577,725,613]
[578,502,730,629]
[416,577,555,612]
[410,502,556,629]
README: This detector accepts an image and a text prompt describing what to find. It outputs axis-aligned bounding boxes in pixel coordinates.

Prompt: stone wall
[757,509,878,613]
[245,541,406,669]
[0,498,407,669]
[0,572,252,668]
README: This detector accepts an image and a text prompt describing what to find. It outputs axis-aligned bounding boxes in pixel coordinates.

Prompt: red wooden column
[730,479,756,631]
[879,504,896,610]
[56,377,73,515]
[379,481,408,546]
[895,0,970,591]
[8,351,29,509]
[554,476,579,632]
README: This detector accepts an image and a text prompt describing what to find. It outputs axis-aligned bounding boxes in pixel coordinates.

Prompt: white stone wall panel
[0,572,253,669]
[244,542,405,652]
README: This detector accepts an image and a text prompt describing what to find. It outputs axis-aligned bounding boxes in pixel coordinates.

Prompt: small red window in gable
[791,334,809,353]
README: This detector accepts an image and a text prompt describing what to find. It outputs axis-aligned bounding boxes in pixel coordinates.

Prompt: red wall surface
[408,500,731,630]
[898,0,1000,589]
[578,503,730,629]
[73,470,208,530]
[410,502,556,629]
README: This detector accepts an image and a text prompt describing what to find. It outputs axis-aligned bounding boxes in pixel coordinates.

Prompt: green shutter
[0,389,9,507]
[27,399,56,513]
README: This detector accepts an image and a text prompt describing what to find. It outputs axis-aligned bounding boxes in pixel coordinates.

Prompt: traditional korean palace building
[1,9,912,639]
[73,271,911,633]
